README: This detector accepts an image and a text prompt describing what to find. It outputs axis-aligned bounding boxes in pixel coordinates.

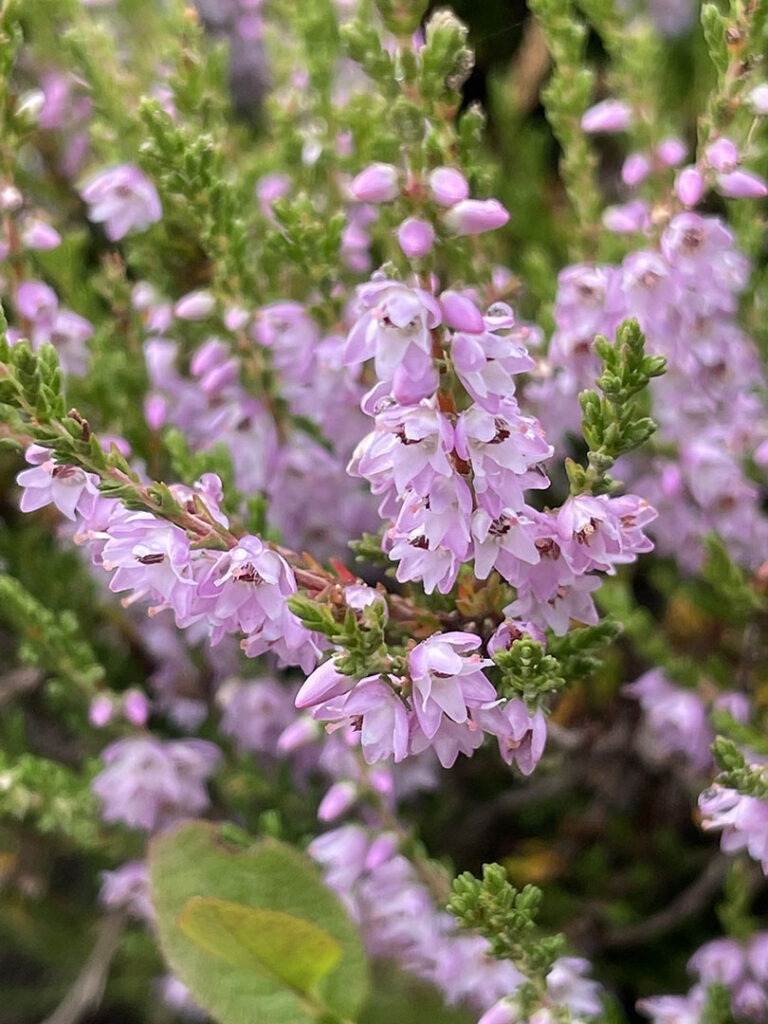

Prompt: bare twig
[0,667,43,710]
[598,854,732,950]
[40,912,126,1024]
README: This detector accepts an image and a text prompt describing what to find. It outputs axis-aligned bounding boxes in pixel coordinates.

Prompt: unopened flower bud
[365,832,397,870]
[277,717,320,753]
[175,290,216,320]
[89,695,114,728]
[200,359,239,395]
[224,306,249,331]
[621,152,651,186]
[706,137,739,173]
[191,339,229,377]
[441,290,485,332]
[21,220,61,250]
[124,690,150,726]
[602,199,649,233]
[144,395,168,431]
[717,169,768,199]
[581,99,632,133]
[427,166,469,206]
[318,780,358,821]
[350,162,399,203]
[656,136,687,166]
[444,198,509,236]
[675,166,705,206]
[477,999,518,1024]
[397,217,435,258]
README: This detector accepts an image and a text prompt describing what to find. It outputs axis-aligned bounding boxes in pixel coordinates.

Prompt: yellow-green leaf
[179,898,341,994]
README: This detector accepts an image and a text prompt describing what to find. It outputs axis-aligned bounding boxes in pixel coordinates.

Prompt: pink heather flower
[123,689,150,726]
[602,199,650,234]
[487,619,545,656]
[197,535,297,644]
[17,445,100,521]
[675,166,705,207]
[144,394,168,430]
[408,632,495,740]
[732,980,767,1019]
[656,137,687,166]
[546,957,604,1017]
[706,138,739,173]
[717,169,768,199]
[361,403,455,496]
[427,166,469,206]
[255,172,290,216]
[21,219,61,250]
[699,783,768,872]
[349,162,400,202]
[444,198,509,236]
[454,403,552,517]
[174,290,216,320]
[89,695,114,727]
[318,780,359,821]
[477,1001,517,1024]
[80,164,162,240]
[92,736,220,831]
[100,861,154,922]
[397,217,435,258]
[14,281,93,376]
[622,152,651,186]
[625,670,713,771]
[581,99,632,133]
[470,507,539,580]
[475,699,547,774]
[409,715,484,768]
[344,280,441,400]
[310,675,411,765]
[102,513,199,622]
[688,938,745,986]
[505,574,602,636]
[450,323,534,414]
[637,992,706,1024]
[748,935,768,982]
[387,476,473,594]
[296,657,354,709]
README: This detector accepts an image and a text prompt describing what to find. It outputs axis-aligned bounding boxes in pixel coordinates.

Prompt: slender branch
[40,912,126,1024]
[597,854,732,950]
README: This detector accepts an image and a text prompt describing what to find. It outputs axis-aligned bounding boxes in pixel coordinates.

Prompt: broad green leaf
[179,898,342,993]
[149,821,368,1024]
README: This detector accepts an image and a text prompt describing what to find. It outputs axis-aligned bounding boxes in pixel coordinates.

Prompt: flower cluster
[531,211,768,571]
[638,934,768,1022]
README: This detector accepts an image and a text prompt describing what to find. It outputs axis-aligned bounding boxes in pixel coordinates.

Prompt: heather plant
[0,1,767,1023]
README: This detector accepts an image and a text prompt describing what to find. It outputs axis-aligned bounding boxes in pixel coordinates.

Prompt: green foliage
[493,637,566,707]
[547,618,621,679]
[448,863,565,997]
[700,535,767,622]
[149,821,368,1024]
[711,738,768,799]
[528,0,601,256]
[701,982,737,1024]
[568,318,666,495]
[0,574,105,696]
[0,751,101,847]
